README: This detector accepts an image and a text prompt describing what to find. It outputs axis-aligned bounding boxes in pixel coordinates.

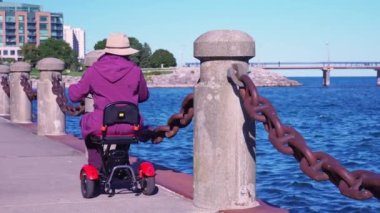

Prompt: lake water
[32,77,380,212]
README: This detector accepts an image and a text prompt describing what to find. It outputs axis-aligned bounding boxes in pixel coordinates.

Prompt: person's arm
[138,71,149,103]
[68,69,92,102]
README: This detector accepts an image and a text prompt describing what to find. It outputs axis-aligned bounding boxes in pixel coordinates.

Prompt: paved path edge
[6,117,287,213]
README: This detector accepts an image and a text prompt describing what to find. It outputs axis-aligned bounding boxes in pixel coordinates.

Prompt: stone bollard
[193,30,257,210]
[83,50,104,112]
[9,62,32,123]
[0,65,10,116]
[84,50,104,67]
[36,58,65,135]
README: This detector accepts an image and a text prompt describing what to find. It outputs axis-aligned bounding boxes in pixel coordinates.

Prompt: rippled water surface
[33,77,380,212]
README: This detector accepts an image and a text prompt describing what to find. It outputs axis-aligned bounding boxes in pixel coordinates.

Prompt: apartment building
[64,25,85,62]
[0,0,63,60]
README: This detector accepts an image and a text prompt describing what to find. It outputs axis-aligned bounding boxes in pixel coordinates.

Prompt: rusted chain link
[138,93,194,144]
[228,65,380,200]
[1,76,10,97]
[51,74,85,116]
[20,75,37,100]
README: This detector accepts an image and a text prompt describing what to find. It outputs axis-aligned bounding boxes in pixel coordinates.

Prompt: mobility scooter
[79,101,156,198]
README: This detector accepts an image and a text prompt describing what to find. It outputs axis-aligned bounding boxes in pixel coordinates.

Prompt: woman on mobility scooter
[68,33,156,198]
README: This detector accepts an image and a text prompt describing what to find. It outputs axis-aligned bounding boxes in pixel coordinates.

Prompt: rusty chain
[138,93,194,144]
[50,73,193,140]
[1,76,10,97]
[20,75,37,100]
[228,65,380,200]
[51,74,85,116]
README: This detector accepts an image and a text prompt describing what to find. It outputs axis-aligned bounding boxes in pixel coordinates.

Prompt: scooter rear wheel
[142,176,156,195]
[80,170,98,198]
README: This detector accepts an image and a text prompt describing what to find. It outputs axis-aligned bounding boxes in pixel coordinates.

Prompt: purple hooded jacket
[68,54,149,139]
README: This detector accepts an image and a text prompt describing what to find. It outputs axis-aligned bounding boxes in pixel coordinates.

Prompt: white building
[63,25,85,62]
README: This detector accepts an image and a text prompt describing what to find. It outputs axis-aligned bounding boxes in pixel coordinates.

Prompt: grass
[30,68,39,77]
[30,68,85,78]
[29,67,175,78]
[142,67,175,74]
[62,70,84,77]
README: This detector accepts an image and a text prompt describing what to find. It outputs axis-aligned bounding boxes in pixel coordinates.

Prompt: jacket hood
[93,54,134,83]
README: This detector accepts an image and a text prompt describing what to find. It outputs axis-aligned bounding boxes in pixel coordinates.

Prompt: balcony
[5,35,16,41]
[51,20,63,24]
[6,41,16,45]
[5,26,16,30]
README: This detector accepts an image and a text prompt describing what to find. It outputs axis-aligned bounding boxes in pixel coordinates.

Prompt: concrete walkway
[0,117,201,213]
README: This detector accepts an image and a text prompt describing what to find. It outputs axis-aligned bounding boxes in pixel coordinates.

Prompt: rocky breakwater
[30,75,81,89]
[249,68,301,87]
[30,67,301,88]
[148,67,301,87]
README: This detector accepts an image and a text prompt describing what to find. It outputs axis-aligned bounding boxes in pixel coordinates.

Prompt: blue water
[32,77,380,212]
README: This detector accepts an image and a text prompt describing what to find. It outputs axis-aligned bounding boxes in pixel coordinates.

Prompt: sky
[8,0,380,76]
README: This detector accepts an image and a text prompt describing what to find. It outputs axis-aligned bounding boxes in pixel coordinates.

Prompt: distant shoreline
[31,67,304,88]
[31,75,376,89]
[147,67,302,87]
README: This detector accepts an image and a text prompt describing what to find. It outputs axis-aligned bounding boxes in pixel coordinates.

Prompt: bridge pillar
[9,62,32,123]
[83,50,104,113]
[322,68,331,87]
[376,69,380,86]
[36,58,65,135]
[0,65,10,116]
[193,30,258,211]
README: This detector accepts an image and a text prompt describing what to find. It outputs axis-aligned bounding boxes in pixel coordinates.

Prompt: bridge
[186,61,380,86]
[250,61,380,69]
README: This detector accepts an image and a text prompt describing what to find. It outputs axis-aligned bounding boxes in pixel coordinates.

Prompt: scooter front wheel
[80,170,98,198]
[142,176,156,195]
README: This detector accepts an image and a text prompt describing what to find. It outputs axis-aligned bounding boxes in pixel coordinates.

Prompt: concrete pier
[36,58,66,135]
[376,69,380,86]
[193,30,258,210]
[322,68,331,87]
[9,62,32,123]
[0,65,10,116]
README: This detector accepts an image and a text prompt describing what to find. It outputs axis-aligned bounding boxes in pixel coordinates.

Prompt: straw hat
[104,33,139,56]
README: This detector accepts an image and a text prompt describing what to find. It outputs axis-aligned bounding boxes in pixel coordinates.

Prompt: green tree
[38,38,78,69]
[94,38,106,50]
[139,43,152,68]
[21,43,40,66]
[128,37,143,65]
[149,49,177,68]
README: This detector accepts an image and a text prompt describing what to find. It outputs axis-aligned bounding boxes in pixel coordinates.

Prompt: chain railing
[51,72,193,140]
[20,75,37,100]
[1,76,10,97]
[228,64,380,200]
[51,74,85,116]
[138,93,194,144]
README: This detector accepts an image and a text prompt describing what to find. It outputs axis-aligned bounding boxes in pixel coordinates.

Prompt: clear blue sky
[10,0,380,76]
